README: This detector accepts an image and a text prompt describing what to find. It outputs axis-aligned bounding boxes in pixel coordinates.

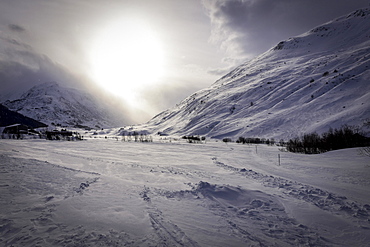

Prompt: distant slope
[0,104,47,128]
[130,8,370,140]
[3,82,126,129]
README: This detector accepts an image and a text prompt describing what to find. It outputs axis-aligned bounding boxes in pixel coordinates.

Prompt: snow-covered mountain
[130,8,370,140]
[0,104,47,128]
[2,82,127,129]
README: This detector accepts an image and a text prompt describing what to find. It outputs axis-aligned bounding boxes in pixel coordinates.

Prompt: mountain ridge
[125,7,370,140]
[0,104,47,128]
[2,82,127,129]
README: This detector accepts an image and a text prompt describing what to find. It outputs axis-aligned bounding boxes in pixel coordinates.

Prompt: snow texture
[131,8,370,140]
[2,82,126,129]
[1,138,369,246]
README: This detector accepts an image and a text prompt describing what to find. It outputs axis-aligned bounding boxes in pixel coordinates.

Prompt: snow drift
[1,139,369,246]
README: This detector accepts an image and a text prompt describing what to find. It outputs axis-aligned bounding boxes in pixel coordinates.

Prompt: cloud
[0,29,84,98]
[207,66,234,76]
[0,53,80,101]
[0,0,219,123]
[137,63,218,119]
[2,0,368,123]
[202,0,280,60]
[0,28,139,124]
[8,24,25,32]
[202,0,370,65]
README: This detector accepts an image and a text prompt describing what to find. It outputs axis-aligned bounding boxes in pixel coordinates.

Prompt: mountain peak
[128,7,370,140]
[3,82,127,129]
[345,8,370,18]
[272,7,370,53]
[20,81,59,98]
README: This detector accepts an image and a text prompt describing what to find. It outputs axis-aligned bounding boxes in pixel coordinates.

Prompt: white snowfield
[0,138,369,246]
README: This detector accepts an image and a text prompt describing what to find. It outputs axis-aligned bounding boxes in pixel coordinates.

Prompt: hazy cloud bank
[202,0,369,65]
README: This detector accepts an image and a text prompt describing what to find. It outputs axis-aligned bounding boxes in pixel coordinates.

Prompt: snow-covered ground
[0,138,369,246]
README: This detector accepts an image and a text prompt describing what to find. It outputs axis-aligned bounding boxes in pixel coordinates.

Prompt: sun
[89,18,164,106]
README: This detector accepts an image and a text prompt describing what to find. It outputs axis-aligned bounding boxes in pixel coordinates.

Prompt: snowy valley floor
[0,138,369,246]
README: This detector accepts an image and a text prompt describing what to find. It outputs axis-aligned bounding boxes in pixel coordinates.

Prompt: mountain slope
[2,82,126,129]
[130,8,370,140]
[0,104,47,128]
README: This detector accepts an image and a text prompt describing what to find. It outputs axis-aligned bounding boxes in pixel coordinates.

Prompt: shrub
[235,137,276,145]
[182,135,205,144]
[121,132,153,142]
[236,136,247,144]
[222,138,232,143]
[322,71,329,76]
[286,125,370,154]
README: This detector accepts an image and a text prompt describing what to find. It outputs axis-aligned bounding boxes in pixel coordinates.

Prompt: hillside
[2,82,126,129]
[0,104,47,128]
[127,8,370,140]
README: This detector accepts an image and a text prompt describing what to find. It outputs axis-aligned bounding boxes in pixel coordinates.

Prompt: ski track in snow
[147,182,328,246]
[140,186,198,247]
[0,155,106,246]
[1,139,370,246]
[211,157,370,225]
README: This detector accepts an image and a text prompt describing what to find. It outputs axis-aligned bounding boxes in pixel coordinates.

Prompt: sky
[0,0,369,123]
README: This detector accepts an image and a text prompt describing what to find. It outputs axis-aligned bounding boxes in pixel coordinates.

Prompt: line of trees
[121,132,153,142]
[286,125,369,154]
[235,137,276,145]
[182,135,206,143]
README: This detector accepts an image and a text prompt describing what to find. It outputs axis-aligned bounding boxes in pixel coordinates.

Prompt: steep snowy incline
[3,82,127,129]
[0,104,47,128]
[130,8,370,140]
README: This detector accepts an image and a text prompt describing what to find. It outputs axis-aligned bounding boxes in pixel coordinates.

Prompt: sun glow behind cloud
[3,0,366,124]
[89,18,165,108]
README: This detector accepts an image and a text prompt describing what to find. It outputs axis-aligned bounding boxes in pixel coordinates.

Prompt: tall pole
[278,154,281,166]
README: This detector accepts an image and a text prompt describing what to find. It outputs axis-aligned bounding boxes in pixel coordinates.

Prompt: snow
[1,8,370,247]
[2,82,128,129]
[1,138,369,246]
[130,8,370,140]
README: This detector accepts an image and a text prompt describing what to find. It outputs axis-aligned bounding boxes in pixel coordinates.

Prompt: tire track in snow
[212,157,370,225]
